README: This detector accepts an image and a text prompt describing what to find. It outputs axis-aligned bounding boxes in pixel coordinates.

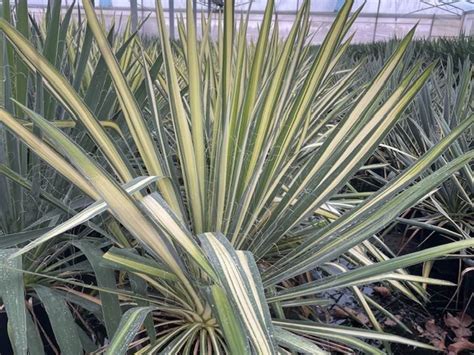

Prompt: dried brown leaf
[448,339,474,355]
[332,306,369,325]
[445,312,473,329]
[373,286,391,298]
[423,319,447,351]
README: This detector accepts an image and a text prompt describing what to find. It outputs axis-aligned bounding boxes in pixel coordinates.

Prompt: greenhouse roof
[271,1,474,17]
[24,0,474,41]
[26,0,474,16]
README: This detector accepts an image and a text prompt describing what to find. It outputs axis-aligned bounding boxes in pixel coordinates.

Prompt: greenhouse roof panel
[307,0,474,16]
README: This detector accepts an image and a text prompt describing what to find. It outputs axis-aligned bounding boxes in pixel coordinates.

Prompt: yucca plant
[0,0,473,353]
[343,45,472,246]
[377,58,473,308]
[382,57,473,237]
[347,35,474,70]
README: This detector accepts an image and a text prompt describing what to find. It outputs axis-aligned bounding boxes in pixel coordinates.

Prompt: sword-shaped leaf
[106,307,155,355]
[0,249,27,355]
[199,232,276,354]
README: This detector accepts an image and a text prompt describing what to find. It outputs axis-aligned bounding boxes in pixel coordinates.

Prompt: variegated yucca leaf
[106,306,155,355]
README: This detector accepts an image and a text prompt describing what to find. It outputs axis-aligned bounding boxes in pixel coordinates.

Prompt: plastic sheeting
[26,0,474,42]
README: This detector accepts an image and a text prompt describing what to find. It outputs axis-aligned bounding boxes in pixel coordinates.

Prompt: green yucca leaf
[25,311,44,355]
[291,330,385,355]
[1,0,14,88]
[224,0,276,230]
[71,4,92,91]
[127,273,157,343]
[72,240,122,338]
[14,0,28,114]
[34,285,83,355]
[0,27,4,106]
[106,307,155,355]
[0,249,27,355]
[42,0,61,119]
[0,228,51,249]
[82,23,118,111]
[219,12,251,234]
[237,0,274,132]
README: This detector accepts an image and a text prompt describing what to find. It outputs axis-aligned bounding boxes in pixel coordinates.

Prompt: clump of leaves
[421,313,474,354]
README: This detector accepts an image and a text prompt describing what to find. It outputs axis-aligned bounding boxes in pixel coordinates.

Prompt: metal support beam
[460,12,466,36]
[428,14,435,39]
[130,0,138,31]
[169,0,175,39]
[141,0,144,32]
[373,0,381,42]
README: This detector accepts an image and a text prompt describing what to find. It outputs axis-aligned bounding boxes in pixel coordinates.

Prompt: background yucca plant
[341,39,472,253]
[383,58,472,239]
[343,43,473,312]
[347,35,473,71]
[0,0,473,353]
